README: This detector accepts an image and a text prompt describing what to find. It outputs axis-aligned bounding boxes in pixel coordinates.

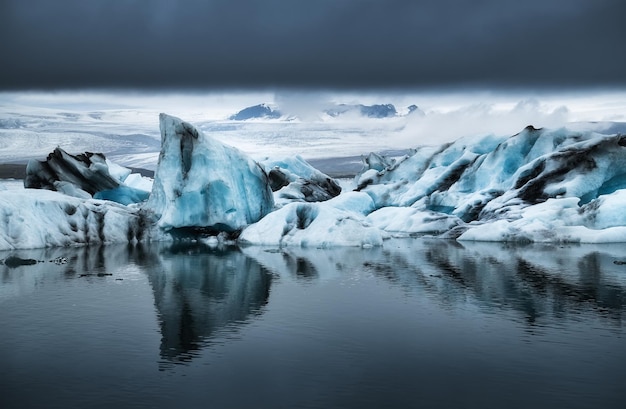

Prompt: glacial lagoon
[1,239,625,409]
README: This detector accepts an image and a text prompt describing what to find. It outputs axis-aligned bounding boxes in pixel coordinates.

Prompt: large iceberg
[359,125,626,242]
[358,126,626,217]
[144,114,274,235]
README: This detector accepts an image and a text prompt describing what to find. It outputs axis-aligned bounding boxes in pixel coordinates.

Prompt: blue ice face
[94,186,150,205]
[145,114,274,235]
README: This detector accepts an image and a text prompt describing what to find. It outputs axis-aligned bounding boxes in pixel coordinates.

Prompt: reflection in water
[2,240,626,409]
[3,240,625,339]
[0,243,274,368]
[379,240,626,326]
[0,244,145,299]
[2,239,625,364]
[243,240,626,328]
[141,244,273,366]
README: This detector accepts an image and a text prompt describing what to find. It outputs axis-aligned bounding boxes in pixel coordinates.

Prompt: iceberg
[144,114,274,235]
[239,200,383,248]
[358,126,626,218]
[358,125,626,242]
[25,148,121,199]
[24,147,150,205]
[260,155,341,206]
[456,191,626,243]
[0,189,150,251]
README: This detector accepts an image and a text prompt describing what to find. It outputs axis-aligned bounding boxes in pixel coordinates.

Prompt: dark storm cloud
[1,0,625,90]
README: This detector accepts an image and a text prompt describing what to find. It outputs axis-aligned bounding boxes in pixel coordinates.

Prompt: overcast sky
[2,0,625,90]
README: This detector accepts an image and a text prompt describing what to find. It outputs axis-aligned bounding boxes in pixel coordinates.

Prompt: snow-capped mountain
[229,103,282,120]
[229,102,417,120]
[324,103,398,118]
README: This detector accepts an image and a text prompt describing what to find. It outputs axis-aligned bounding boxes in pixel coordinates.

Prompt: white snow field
[2,111,626,250]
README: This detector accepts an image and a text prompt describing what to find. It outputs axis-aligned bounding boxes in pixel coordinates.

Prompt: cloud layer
[2,0,625,90]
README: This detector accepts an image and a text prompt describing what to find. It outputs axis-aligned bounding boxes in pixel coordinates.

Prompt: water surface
[1,240,625,409]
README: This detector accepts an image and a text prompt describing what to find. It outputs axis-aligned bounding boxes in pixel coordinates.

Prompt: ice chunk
[24,147,150,205]
[325,191,376,215]
[106,158,132,183]
[239,202,384,248]
[367,207,462,236]
[584,189,626,229]
[260,155,341,206]
[25,148,120,198]
[94,186,150,205]
[145,114,274,235]
[457,190,626,243]
[0,189,152,251]
[361,152,396,172]
[122,173,153,193]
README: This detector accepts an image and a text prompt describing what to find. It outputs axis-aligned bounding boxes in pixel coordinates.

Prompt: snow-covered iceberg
[356,125,626,241]
[0,189,150,250]
[144,114,274,235]
[239,193,383,248]
[456,191,626,243]
[358,126,626,219]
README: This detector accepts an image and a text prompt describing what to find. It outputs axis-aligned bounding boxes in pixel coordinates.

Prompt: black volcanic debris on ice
[25,148,120,195]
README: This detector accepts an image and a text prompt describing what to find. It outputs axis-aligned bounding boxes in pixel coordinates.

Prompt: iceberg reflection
[244,240,626,327]
[142,244,273,366]
[377,240,626,325]
[0,243,273,370]
[2,239,624,370]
